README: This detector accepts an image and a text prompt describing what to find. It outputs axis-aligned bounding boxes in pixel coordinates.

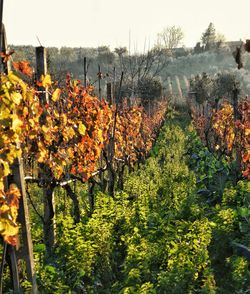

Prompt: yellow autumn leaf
[98,129,103,143]
[0,204,10,214]
[12,114,23,132]
[1,220,19,237]
[8,72,27,96]
[53,109,60,118]
[60,113,67,126]
[245,127,250,136]
[66,147,74,158]
[41,74,52,88]
[8,71,22,85]
[37,141,48,163]
[43,133,53,145]
[0,220,4,233]
[6,146,21,163]
[78,122,86,136]
[0,181,4,191]
[2,160,11,177]
[2,95,10,105]
[10,206,18,221]
[28,118,35,128]
[11,92,22,105]
[23,106,29,117]
[0,105,11,119]
[26,91,34,103]
[54,164,63,179]
[62,127,75,141]
[42,125,50,133]
[52,88,61,102]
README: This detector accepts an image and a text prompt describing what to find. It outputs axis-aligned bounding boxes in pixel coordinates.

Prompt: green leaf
[34,243,46,253]
[238,207,250,218]
[45,265,56,275]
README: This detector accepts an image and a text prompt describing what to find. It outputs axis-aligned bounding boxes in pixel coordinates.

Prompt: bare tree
[113,47,168,102]
[156,25,184,54]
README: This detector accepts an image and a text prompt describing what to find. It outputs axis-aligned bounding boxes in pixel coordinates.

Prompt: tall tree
[201,23,217,50]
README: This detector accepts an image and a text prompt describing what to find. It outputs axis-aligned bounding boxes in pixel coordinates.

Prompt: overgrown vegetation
[2,109,249,293]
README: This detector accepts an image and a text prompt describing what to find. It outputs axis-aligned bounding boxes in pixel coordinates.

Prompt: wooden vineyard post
[98,64,102,100]
[107,82,112,105]
[112,67,116,105]
[84,56,87,87]
[102,82,113,193]
[14,159,38,293]
[35,46,56,256]
[35,46,49,104]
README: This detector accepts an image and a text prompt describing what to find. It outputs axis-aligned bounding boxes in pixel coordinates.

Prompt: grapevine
[0,61,168,245]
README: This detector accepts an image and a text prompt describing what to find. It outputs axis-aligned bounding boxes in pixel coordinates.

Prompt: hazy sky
[3,0,250,51]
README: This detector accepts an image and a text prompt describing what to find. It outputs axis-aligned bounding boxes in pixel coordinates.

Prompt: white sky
[3,0,250,51]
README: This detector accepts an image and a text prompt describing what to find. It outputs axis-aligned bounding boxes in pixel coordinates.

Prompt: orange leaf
[242,168,250,179]
[5,235,19,247]
[242,151,250,163]
[12,61,33,77]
